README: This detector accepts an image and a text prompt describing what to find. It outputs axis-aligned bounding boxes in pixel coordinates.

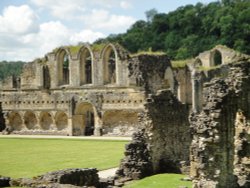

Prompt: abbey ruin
[0,43,250,187]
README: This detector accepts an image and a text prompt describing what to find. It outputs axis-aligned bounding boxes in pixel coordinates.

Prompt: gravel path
[0,134,131,141]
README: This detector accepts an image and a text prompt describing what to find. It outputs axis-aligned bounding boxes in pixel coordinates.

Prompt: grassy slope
[0,138,127,178]
[124,174,192,188]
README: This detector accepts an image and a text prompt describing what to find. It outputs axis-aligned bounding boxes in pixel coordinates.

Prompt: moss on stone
[131,51,166,57]
[92,43,107,52]
[171,59,191,68]
[68,45,82,56]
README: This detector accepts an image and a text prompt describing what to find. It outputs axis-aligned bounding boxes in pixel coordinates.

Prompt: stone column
[94,111,103,136]
[191,70,202,112]
[67,117,73,136]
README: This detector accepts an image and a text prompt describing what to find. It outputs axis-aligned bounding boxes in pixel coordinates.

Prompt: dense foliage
[0,61,25,81]
[95,0,250,60]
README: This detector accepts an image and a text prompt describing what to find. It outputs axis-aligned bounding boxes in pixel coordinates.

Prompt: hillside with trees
[0,61,25,81]
[95,0,250,60]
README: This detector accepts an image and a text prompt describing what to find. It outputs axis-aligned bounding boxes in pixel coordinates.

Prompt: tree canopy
[95,0,250,60]
[0,61,25,81]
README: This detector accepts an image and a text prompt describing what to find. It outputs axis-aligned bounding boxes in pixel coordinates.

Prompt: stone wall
[117,89,191,179]
[190,60,250,188]
[11,168,99,188]
[128,54,173,93]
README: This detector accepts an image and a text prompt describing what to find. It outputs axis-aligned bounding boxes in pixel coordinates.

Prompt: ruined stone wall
[20,62,38,89]
[190,60,250,188]
[196,45,248,67]
[117,90,190,179]
[128,54,173,93]
[0,88,145,136]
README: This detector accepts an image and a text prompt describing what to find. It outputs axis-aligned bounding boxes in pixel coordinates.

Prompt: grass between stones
[124,174,192,188]
[0,138,127,178]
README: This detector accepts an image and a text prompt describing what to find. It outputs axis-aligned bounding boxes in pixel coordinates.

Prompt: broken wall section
[128,54,175,94]
[117,90,190,179]
[190,60,250,188]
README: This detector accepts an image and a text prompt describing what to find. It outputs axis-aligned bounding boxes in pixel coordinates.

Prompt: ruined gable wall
[190,60,250,188]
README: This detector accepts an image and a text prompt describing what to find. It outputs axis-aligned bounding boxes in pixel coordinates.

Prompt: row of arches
[55,45,117,86]
[6,102,140,136]
[8,111,68,131]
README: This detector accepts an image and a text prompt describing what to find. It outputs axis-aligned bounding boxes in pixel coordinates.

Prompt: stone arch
[79,47,93,85]
[40,112,53,130]
[210,49,222,66]
[24,111,37,130]
[57,49,70,85]
[194,58,203,68]
[102,44,117,85]
[42,65,50,89]
[55,111,68,130]
[8,112,22,131]
[73,102,95,136]
[102,110,139,136]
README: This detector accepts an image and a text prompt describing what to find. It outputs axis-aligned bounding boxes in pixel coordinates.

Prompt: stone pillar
[67,117,73,136]
[191,70,203,112]
[94,111,103,136]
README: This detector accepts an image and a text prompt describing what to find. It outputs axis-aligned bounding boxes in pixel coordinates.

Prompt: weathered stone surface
[190,60,250,188]
[10,168,99,188]
[0,43,173,137]
[117,90,191,179]
[0,176,10,187]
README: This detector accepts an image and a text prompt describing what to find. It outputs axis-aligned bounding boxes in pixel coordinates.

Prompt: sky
[0,0,215,61]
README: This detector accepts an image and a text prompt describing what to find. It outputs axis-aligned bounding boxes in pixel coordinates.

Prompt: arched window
[80,48,92,85]
[211,50,222,66]
[40,112,53,130]
[73,102,95,136]
[103,46,116,85]
[24,111,37,130]
[63,54,69,84]
[55,112,68,130]
[58,50,70,85]
[43,65,50,89]
[8,112,22,131]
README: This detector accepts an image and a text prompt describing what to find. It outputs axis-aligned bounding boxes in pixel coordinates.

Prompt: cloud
[120,1,133,9]
[30,0,117,19]
[83,9,136,32]
[70,30,105,44]
[0,19,106,61]
[0,5,38,34]
[30,0,136,32]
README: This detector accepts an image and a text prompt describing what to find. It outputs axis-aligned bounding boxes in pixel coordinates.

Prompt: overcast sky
[0,0,215,61]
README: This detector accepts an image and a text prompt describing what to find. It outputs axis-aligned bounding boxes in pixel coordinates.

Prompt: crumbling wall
[117,90,190,179]
[190,60,250,188]
[20,62,38,89]
[128,55,173,93]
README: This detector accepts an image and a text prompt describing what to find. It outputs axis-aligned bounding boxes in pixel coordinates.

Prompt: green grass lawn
[124,174,192,188]
[0,138,127,178]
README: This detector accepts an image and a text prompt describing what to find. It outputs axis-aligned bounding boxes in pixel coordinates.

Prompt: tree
[145,8,158,22]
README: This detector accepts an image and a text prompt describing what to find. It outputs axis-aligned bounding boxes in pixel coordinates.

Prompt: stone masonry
[0,43,174,137]
[1,43,250,188]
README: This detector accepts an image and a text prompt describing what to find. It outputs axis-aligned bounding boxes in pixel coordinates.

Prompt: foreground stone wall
[117,90,190,179]
[190,60,250,188]
[11,168,99,188]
